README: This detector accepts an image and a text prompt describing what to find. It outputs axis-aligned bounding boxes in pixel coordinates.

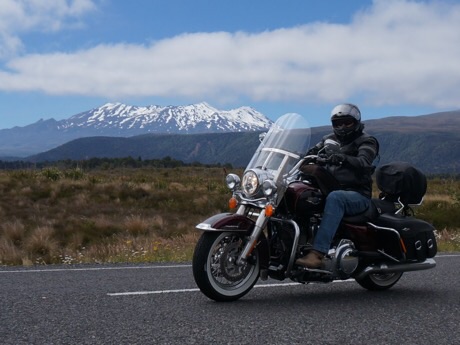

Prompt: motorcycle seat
[342,198,396,224]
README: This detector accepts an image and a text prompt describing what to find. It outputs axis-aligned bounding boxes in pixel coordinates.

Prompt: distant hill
[0,102,271,157]
[364,110,459,133]
[365,111,460,173]
[25,110,460,174]
[27,132,260,168]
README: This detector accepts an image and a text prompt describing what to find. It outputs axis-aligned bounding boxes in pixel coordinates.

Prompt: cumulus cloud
[0,0,96,57]
[1,0,460,108]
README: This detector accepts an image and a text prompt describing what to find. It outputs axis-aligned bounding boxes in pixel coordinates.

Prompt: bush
[23,226,59,264]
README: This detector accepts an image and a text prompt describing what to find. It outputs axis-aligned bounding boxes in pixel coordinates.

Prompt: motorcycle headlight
[262,179,277,197]
[225,174,240,191]
[242,170,259,196]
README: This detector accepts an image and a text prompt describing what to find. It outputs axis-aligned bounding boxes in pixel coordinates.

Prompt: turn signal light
[265,204,275,217]
[229,197,238,209]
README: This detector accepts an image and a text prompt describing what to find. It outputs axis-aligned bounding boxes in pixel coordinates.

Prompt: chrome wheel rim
[206,232,259,296]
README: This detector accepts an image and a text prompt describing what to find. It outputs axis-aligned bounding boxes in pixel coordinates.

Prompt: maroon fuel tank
[283,182,324,216]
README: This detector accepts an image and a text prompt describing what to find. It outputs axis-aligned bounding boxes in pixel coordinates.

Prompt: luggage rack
[380,196,424,216]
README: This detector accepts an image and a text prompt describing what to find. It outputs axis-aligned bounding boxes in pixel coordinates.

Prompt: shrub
[0,238,23,265]
[124,215,151,236]
[41,167,61,181]
[1,220,26,245]
[63,168,85,180]
[23,226,59,264]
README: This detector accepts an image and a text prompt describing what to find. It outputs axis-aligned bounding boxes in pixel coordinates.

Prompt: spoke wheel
[193,232,259,302]
[356,272,403,291]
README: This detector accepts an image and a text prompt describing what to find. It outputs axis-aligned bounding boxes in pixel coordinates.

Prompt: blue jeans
[313,190,370,254]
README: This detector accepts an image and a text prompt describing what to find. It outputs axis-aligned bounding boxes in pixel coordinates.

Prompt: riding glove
[328,153,347,165]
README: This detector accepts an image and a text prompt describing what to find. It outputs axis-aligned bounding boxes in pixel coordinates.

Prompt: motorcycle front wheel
[355,272,403,291]
[192,231,260,302]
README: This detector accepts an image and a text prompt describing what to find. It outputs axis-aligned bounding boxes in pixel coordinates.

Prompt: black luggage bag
[375,213,437,262]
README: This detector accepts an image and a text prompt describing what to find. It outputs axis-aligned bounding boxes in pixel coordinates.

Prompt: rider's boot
[295,250,324,269]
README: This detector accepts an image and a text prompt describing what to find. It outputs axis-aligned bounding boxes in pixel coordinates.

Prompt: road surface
[1,254,459,344]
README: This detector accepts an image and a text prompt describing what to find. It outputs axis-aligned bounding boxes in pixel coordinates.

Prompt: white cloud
[0,0,97,57]
[1,0,460,109]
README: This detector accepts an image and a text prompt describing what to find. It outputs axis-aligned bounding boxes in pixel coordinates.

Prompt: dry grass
[0,238,23,265]
[424,194,455,203]
[1,220,26,245]
[436,228,460,252]
[23,226,59,264]
[0,167,458,266]
[0,167,233,265]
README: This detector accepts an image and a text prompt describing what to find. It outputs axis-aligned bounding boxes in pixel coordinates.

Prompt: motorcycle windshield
[246,113,311,183]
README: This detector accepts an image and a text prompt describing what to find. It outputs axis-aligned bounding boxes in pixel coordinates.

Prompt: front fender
[196,213,255,232]
[196,213,269,270]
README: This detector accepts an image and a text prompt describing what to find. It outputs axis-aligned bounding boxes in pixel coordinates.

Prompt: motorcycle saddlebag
[374,213,437,262]
[376,162,427,205]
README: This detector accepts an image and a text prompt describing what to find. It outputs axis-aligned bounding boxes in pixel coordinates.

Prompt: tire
[356,272,403,291]
[192,231,260,302]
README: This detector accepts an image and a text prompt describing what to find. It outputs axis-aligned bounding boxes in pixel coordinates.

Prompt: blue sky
[1,0,460,129]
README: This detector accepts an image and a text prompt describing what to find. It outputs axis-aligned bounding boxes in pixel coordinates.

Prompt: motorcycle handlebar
[303,154,328,165]
[288,154,329,179]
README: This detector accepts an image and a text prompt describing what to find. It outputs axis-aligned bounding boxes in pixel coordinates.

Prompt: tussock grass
[23,226,59,264]
[437,228,460,252]
[0,167,233,265]
[0,238,23,265]
[0,167,458,266]
[1,220,26,245]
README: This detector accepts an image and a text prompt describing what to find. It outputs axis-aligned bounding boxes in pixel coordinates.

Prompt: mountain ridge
[0,102,272,157]
[1,104,459,173]
[23,110,460,174]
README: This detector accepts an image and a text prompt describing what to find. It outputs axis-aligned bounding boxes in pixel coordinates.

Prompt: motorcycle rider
[296,103,379,269]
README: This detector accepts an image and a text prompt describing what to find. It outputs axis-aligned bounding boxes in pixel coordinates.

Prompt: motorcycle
[192,113,437,302]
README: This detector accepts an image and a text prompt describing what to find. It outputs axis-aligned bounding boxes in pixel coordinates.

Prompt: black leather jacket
[307,126,379,198]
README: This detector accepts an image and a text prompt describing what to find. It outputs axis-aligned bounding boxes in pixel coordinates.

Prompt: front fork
[236,205,301,278]
[236,206,268,266]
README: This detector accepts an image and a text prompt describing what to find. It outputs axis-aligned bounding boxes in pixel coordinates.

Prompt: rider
[296,103,379,269]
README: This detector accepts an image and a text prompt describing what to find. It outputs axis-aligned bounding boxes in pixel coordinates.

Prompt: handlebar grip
[316,157,328,165]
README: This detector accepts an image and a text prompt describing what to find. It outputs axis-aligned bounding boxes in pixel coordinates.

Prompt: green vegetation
[0,166,458,266]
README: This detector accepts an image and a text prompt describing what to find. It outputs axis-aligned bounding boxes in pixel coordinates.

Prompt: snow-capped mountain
[0,102,272,157]
[59,102,272,134]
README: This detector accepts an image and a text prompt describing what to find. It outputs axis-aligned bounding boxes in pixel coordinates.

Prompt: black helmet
[330,103,362,140]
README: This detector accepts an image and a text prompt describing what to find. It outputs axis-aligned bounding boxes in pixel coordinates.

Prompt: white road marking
[108,288,200,296]
[0,264,192,274]
[107,280,355,297]
[0,255,457,297]
[107,283,303,297]
[0,254,457,275]
[1,254,457,275]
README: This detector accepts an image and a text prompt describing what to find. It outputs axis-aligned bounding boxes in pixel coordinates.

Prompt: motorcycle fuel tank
[284,182,324,216]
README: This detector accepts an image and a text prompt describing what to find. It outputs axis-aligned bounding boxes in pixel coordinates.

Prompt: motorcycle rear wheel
[192,231,260,302]
[356,272,403,291]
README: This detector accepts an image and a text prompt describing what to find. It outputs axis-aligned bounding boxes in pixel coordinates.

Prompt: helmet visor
[332,117,356,128]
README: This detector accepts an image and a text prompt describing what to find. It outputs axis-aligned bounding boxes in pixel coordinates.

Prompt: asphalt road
[1,254,459,345]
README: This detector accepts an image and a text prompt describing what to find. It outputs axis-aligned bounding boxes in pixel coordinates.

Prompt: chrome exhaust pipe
[356,258,436,280]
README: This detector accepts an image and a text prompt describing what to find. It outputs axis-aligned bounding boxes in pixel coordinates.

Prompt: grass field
[0,167,458,265]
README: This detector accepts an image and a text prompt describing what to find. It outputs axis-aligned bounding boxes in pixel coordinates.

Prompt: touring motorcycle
[192,113,437,302]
